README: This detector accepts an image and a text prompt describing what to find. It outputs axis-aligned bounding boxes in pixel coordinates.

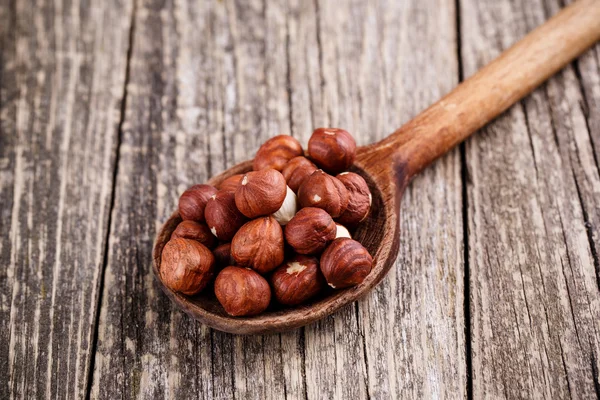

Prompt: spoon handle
[367,0,600,183]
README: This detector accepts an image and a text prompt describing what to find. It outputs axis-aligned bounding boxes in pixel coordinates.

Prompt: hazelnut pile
[161,128,373,317]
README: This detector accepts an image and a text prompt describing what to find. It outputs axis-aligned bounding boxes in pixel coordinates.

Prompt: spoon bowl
[152,148,403,334]
[152,0,600,334]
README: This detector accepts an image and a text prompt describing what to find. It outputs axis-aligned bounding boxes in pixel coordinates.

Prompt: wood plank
[306,0,466,398]
[91,0,465,399]
[460,0,600,398]
[0,0,133,398]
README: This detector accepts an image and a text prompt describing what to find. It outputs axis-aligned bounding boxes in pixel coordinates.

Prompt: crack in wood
[84,0,137,398]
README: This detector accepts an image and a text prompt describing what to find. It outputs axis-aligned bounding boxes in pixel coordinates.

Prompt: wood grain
[0,0,133,398]
[460,0,600,398]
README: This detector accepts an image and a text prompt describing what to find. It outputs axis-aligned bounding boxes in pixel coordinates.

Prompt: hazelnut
[297,170,349,218]
[178,184,218,222]
[320,238,372,289]
[253,135,304,171]
[231,216,285,274]
[160,238,215,295]
[272,186,298,225]
[335,223,352,239]
[213,242,235,270]
[281,156,318,192]
[285,207,336,255]
[235,169,287,218]
[214,266,271,316]
[218,174,244,193]
[307,128,356,174]
[336,172,372,226]
[171,220,217,249]
[205,190,248,241]
[271,255,326,306]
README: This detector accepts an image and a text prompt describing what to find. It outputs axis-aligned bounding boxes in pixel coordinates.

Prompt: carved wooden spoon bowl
[152,1,600,334]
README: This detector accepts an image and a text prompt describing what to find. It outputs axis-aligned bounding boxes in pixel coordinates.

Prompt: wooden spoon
[153,0,600,334]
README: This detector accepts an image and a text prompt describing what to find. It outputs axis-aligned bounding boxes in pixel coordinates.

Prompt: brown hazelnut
[271,255,326,306]
[281,156,318,192]
[231,216,285,274]
[297,170,349,218]
[214,266,271,316]
[320,238,372,289]
[218,174,244,193]
[213,242,235,270]
[160,238,215,295]
[307,128,356,174]
[205,190,248,241]
[171,220,217,249]
[335,172,372,226]
[253,135,304,171]
[285,207,336,255]
[178,184,218,222]
[235,169,287,218]
[335,223,352,239]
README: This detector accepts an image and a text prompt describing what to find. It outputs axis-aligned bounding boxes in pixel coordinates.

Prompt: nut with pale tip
[320,238,372,289]
[214,266,271,316]
[308,128,356,174]
[178,184,218,222]
[281,156,318,192]
[235,169,287,218]
[160,238,215,295]
[297,170,349,218]
[336,172,372,226]
[218,174,244,193]
[171,220,217,249]
[271,255,326,306]
[335,223,352,239]
[205,190,248,241]
[285,207,337,255]
[253,134,304,171]
[272,186,298,225]
[231,216,285,274]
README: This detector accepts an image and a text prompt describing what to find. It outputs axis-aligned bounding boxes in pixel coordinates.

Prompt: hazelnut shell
[335,172,372,226]
[178,184,218,222]
[214,266,271,316]
[308,128,356,174]
[235,169,287,218]
[281,156,318,192]
[320,238,372,289]
[205,190,248,241]
[284,207,337,255]
[160,238,215,295]
[271,255,326,306]
[171,220,217,249]
[218,174,245,193]
[297,170,350,218]
[253,135,304,171]
[231,216,285,274]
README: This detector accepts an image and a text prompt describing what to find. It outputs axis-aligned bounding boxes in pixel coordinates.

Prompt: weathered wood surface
[461,0,600,398]
[1,0,598,399]
[0,0,133,399]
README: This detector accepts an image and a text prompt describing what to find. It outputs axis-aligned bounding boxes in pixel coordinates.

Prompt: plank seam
[456,0,473,398]
[84,0,138,397]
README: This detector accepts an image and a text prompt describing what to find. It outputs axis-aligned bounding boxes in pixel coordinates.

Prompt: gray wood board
[460,0,600,398]
[2,0,599,398]
[0,0,133,398]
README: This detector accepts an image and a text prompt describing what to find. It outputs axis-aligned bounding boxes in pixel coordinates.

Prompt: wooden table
[2,0,599,398]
